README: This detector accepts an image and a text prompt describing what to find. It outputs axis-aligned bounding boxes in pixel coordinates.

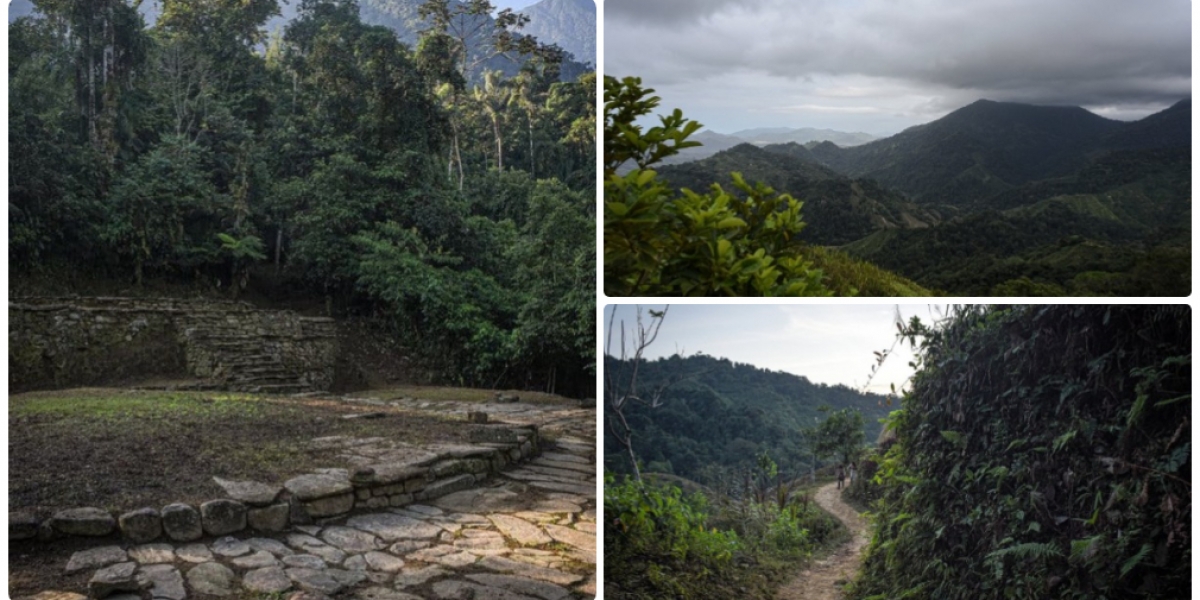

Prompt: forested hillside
[603,353,890,486]
[852,305,1190,600]
[658,144,941,246]
[610,85,1191,296]
[9,0,595,396]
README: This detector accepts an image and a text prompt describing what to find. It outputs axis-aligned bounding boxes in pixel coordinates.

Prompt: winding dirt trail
[776,482,870,600]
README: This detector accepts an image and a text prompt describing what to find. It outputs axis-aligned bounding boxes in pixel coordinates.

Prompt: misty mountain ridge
[656,126,878,166]
[731,126,878,147]
[520,0,595,66]
[8,0,595,74]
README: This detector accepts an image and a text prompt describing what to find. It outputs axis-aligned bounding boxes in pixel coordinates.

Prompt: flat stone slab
[519,464,592,481]
[244,566,292,593]
[432,580,539,600]
[522,480,595,497]
[393,565,448,588]
[538,452,589,465]
[175,544,212,563]
[186,562,235,596]
[65,546,127,575]
[89,562,138,598]
[284,473,352,500]
[388,540,431,556]
[489,515,551,546]
[321,525,383,553]
[211,536,251,557]
[51,507,116,536]
[363,551,405,573]
[248,537,296,557]
[404,505,444,517]
[346,513,441,541]
[408,545,478,567]
[477,556,583,586]
[542,524,593,552]
[466,574,573,600]
[282,554,328,570]
[214,477,282,506]
[286,568,344,595]
[232,549,280,569]
[286,534,347,565]
[532,459,595,474]
[367,463,430,485]
[527,499,583,514]
[128,544,174,565]
[432,488,525,513]
[136,564,185,600]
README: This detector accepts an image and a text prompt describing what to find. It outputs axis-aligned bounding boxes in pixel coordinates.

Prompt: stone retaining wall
[9,297,337,393]
[10,424,541,545]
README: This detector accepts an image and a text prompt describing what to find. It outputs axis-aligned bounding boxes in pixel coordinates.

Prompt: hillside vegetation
[603,353,891,486]
[851,305,1190,600]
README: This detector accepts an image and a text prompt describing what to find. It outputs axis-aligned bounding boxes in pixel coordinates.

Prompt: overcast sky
[604,304,950,396]
[605,0,1191,135]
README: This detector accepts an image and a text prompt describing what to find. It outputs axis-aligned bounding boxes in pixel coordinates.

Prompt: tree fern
[1120,543,1153,579]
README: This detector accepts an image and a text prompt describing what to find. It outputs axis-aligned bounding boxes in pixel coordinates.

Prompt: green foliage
[850,306,1191,600]
[606,472,847,600]
[813,406,866,466]
[604,76,832,297]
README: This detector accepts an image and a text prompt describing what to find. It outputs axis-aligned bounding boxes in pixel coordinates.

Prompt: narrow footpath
[775,483,869,600]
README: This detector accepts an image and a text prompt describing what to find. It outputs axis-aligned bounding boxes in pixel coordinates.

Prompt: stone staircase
[175,309,337,394]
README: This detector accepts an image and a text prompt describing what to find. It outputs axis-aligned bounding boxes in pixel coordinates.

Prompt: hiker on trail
[837,464,846,489]
[849,462,857,485]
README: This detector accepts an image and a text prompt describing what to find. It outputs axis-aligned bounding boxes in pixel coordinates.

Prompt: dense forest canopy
[9,0,595,396]
[603,353,891,490]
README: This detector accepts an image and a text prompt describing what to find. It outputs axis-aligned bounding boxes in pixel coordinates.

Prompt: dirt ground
[775,482,870,600]
[9,388,482,518]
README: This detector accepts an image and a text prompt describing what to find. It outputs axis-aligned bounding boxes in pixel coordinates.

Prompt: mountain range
[658,98,1191,296]
[658,126,877,165]
[795,99,1191,206]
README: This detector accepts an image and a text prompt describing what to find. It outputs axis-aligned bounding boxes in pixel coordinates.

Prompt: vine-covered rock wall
[853,305,1190,600]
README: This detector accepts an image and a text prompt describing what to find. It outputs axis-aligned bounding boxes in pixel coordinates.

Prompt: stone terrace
[13,395,596,600]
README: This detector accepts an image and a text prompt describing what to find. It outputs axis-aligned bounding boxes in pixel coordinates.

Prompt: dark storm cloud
[605,0,1190,131]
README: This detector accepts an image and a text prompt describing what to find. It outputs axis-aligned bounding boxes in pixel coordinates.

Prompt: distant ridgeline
[657,99,1191,296]
[604,354,891,486]
[8,0,595,81]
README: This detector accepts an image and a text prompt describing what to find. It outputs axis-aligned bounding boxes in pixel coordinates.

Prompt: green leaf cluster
[603,76,832,297]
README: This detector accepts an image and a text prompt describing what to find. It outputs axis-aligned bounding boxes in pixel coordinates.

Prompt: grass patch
[9,388,477,516]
